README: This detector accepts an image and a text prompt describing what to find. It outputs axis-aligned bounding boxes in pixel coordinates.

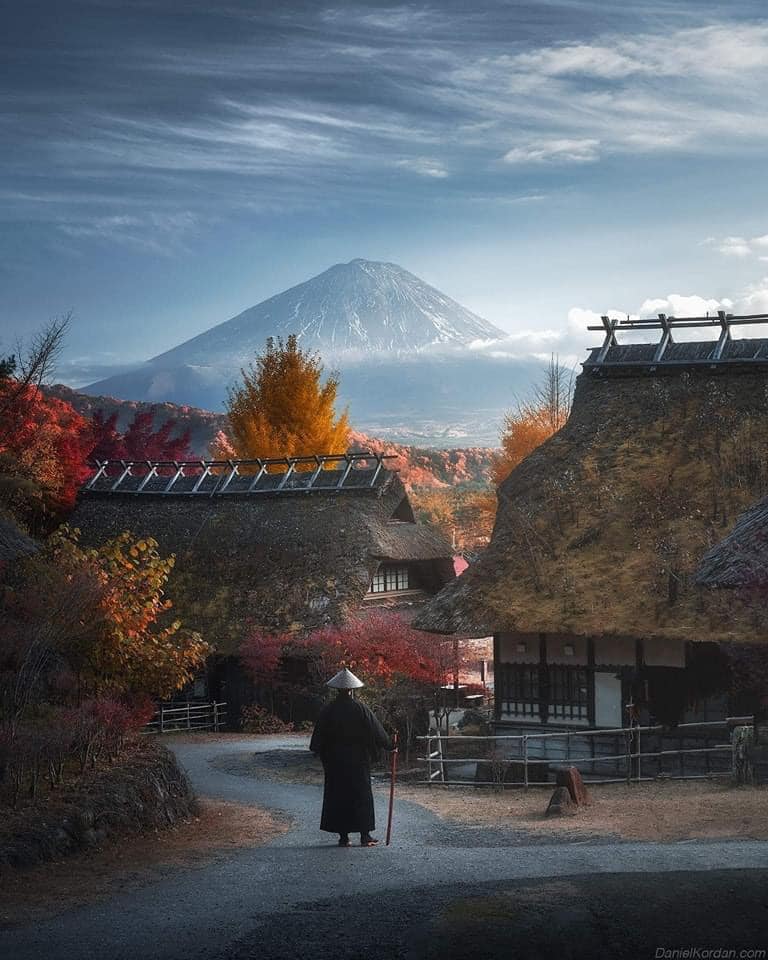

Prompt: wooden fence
[419,716,753,786]
[144,701,227,734]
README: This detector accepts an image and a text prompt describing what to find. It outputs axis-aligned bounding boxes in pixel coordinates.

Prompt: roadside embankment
[0,740,196,870]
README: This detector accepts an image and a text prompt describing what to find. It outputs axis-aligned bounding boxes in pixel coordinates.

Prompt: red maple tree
[91,410,194,463]
[0,379,93,515]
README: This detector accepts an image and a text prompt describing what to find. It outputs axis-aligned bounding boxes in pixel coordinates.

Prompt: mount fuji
[83,259,537,445]
[149,258,505,364]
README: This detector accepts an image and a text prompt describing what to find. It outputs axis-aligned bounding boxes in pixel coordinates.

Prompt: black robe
[309,695,391,835]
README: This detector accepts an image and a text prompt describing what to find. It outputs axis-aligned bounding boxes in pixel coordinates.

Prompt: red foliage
[0,380,93,512]
[241,614,463,693]
[298,613,452,689]
[68,697,155,767]
[91,409,194,463]
[240,631,286,685]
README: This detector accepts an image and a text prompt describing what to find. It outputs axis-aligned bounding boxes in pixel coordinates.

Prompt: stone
[545,786,576,817]
[555,765,590,806]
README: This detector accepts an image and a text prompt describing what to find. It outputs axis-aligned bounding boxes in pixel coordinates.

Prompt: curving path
[2,735,767,960]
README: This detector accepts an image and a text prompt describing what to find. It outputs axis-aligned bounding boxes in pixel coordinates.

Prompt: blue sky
[3,0,768,383]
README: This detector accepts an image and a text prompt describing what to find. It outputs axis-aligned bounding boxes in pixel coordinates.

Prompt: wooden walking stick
[385,731,399,847]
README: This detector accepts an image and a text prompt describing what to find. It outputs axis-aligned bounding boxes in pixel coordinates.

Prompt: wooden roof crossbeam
[585,311,768,367]
[83,452,397,497]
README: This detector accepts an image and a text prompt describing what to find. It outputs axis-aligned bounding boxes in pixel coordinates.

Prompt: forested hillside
[46,385,496,491]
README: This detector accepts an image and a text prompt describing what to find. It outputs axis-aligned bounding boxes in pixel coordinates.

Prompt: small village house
[416,312,768,744]
[72,453,457,722]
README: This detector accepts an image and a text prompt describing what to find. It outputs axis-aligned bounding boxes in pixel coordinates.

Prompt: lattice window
[499,664,540,719]
[498,663,589,723]
[370,568,387,593]
[368,564,411,594]
[549,665,589,722]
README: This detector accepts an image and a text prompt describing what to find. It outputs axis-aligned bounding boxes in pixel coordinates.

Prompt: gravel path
[2,734,767,960]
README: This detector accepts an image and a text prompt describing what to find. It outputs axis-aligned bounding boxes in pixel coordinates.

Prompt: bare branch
[14,314,70,389]
[0,314,70,445]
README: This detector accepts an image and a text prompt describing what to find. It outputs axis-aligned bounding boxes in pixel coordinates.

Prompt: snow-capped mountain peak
[149,259,505,366]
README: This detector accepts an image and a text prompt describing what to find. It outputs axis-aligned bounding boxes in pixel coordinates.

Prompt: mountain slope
[82,258,532,445]
[149,259,504,366]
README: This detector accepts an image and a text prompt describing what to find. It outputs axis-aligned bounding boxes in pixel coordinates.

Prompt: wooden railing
[143,701,227,734]
[419,716,753,786]
[84,452,395,497]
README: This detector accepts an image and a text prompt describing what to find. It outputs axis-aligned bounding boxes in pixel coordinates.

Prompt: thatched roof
[0,514,38,568]
[696,497,768,588]
[584,337,768,370]
[73,471,453,654]
[416,356,768,642]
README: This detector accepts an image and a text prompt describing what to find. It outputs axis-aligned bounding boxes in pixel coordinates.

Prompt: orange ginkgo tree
[492,355,574,485]
[214,334,350,465]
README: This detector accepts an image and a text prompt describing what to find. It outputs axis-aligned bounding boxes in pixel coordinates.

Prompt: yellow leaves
[219,334,350,462]
[43,524,208,699]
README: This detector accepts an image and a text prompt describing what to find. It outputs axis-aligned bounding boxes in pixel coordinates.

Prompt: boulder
[546,786,576,817]
[555,765,590,806]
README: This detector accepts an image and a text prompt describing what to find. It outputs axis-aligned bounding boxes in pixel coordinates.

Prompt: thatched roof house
[417,315,768,729]
[74,455,455,654]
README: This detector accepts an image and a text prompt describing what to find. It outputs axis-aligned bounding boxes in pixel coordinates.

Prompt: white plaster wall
[497,633,539,663]
[546,634,588,665]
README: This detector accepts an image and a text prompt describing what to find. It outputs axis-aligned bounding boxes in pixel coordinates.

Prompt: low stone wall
[0,741,197,870]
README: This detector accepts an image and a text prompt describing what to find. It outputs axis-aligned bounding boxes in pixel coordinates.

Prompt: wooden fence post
[214,702,219,732]
[523,735,529,790]
[186,703,191,730]
[160,705,165,734]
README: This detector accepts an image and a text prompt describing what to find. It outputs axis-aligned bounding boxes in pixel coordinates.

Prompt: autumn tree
[0,382,93,522]
[492,355,574,486]
[218,335,350,462]
[411,487,494,551]
[239,613,472,754]
[1,527,206,802]
[91,410,194,463]
[0,317,94,525]
[40,526,210,700]
[0,316,69,448]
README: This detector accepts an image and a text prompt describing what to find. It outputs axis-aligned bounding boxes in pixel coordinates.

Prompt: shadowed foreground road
[1,736,767,960]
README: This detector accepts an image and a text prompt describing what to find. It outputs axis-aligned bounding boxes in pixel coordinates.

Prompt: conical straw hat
[327,667,364,689]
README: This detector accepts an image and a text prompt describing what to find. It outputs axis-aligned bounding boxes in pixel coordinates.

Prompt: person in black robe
[310,668,392,847]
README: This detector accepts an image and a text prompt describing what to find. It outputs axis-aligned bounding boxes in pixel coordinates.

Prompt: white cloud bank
[706,234,768,259]
[454,280,768,368]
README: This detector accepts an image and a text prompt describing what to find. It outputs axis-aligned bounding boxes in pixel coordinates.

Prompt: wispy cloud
[504,138,600,164]
[396,156,448,178]
[7,8,768,235]
[57,212,199,254]
[321,4,436,33]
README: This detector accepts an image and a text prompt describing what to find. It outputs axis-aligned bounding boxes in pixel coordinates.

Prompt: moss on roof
[696,495,768,588]
[416,365,768,642]
[72,472,454,654]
